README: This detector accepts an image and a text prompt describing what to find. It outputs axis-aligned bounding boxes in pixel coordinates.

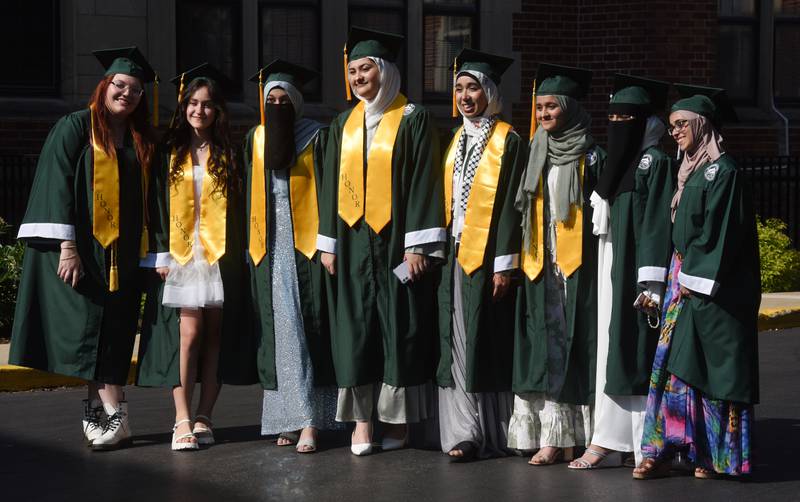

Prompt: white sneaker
[82,399,105,446]
[91,401,132,451]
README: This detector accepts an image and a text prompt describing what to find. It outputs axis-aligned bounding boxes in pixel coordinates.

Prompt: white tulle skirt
[162,246,224,309]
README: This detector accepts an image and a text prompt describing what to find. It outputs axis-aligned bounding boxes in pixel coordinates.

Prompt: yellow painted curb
[758,308,800,332]
[0,359,138,392]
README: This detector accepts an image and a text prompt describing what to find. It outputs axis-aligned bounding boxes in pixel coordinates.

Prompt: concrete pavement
[1,292,799,391]
[0,328,798,501]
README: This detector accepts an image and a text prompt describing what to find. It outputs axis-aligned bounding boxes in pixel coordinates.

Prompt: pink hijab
[670,110,725,221]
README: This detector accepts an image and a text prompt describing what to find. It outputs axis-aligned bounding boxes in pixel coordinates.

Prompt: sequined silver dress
[261,170,340,435]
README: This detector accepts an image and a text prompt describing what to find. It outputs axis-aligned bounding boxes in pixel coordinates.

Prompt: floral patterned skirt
[640,253,753,475]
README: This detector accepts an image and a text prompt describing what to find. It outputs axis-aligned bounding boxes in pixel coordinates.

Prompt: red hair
[88,75,156,171]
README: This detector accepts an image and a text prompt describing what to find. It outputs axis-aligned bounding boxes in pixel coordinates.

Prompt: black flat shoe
[449,441,478,463]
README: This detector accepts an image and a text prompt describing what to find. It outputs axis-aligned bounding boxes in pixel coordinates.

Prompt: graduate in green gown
[243,60,341,453]
[137,64,250,451]
[635,86,759,480]
[317,27,445,455]
[509,64,604,464]
[10,47,158,450]
[571,75,675,469]
[436,49,526,462]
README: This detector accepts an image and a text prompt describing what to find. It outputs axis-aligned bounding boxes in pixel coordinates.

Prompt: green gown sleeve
[18,112,89,241]
[316,116,344,253]
[679,164,741,296]
[492,131,526,272]
[402,107,446,250]
[636,151,675,284]
[140,149,171,267]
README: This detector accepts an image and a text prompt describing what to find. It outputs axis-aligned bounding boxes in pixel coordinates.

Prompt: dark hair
[88,75,156,171]
[165,77,237,195]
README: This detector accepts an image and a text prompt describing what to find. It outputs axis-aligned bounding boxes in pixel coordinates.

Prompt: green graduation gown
[668,154,760,404]
[512,146,606,405]
[604,147,676,395]
[317,101,444,388]
[243,127,336,390]
[136,147,255,387]
[10,109,145,384]
[436,125,526,393]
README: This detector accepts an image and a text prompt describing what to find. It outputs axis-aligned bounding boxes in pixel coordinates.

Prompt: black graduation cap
[170,62,236,97]
[673,84,738,125]
[612,74,670,112]
[248,59,319,89]
[455,48,514,85]
[346,26,404,63]
[93,46,156,83]
[535,63,592,99]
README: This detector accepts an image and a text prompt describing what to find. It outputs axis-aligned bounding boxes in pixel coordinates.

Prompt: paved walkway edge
[0,360,138,392]
[1,304,799,392]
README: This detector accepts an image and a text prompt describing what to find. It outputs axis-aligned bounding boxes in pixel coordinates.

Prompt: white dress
[162,164,224,309]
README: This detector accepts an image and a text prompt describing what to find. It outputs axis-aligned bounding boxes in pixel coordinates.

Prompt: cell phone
[633,291,660,328]
[393,261,411,284]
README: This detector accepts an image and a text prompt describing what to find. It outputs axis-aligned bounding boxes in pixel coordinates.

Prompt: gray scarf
[515,95,593,251]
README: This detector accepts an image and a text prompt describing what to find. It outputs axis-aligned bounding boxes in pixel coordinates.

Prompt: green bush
[0,218,24,340]
[757,217,800,293]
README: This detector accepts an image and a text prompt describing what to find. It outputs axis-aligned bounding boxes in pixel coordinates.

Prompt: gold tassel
[343,43,352,101]
[140,224,149,258]
[452,57,458,118]
[109,242,119,292]
[258,69,265,126]
[152,75,159,127]
[529,79,537,140]
[177,73,185,103]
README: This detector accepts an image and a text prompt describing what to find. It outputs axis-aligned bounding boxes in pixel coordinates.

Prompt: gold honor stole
[443,121,512,275]
[248,128,319,264]
[169,150,227,265]
[521,156,585,280]
[338,93,407,233]
[90,107,149,291]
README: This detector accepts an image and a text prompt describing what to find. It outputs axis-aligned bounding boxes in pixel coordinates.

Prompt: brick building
[1,1,798,166]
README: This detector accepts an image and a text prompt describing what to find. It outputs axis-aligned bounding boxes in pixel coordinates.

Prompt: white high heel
[350,423,373,456]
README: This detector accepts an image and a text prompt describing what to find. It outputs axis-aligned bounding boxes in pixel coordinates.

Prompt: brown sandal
[632,458,671,480]
[694,467,718,479]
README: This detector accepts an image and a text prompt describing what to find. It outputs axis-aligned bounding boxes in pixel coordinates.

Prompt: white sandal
[172,419,199,451]
[193,415,215,446]
[568,448,621,469]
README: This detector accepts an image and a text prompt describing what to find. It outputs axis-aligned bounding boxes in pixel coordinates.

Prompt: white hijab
[350,56,402,150]
[457,70,502,137]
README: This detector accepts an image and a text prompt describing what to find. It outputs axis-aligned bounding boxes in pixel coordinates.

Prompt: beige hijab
[670,110,724,220]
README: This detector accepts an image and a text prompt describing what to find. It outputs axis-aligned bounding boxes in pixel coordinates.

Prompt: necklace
[195,141,209,152]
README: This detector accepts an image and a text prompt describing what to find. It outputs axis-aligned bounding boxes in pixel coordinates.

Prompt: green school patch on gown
[10,109,144,384]
[436,127,526,393]
[136,147,255,387]
[667,154,760,404]
[512,146,606,406]
[604,147,676,396]
[317,103,444,388]
[243,127,336,390]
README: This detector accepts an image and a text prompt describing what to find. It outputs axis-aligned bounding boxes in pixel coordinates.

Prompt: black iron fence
[739,156,800,248]
[1,153,799,247]
[0,154,37,235]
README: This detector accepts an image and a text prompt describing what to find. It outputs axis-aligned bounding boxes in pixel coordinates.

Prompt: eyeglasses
[110,80,144,97]
[668,119,689,136]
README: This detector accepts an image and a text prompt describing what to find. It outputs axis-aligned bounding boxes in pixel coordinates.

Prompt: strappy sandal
[449,441,478,463]
[632,458,671,480]
[277,431,300,446]
[529,446,574,466]
[568,448,621,469]
[694,467,718,479]
[193,415,215,446]
[172,419,199,451]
